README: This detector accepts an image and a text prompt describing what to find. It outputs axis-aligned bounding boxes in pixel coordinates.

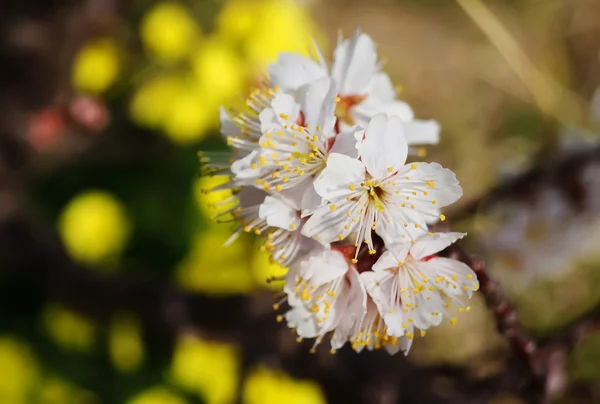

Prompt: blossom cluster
[200,31,479,355]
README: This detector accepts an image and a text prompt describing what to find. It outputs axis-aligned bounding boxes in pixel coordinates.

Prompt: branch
[450,145,600,222]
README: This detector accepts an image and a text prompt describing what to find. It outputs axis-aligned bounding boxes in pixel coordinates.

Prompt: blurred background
[0,0,600,403]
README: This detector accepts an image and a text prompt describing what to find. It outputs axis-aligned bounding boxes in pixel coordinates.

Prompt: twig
[447,245,548,402]
[450,145,600,222]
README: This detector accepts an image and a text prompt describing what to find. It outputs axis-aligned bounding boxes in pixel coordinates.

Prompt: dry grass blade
[456,0,587,129]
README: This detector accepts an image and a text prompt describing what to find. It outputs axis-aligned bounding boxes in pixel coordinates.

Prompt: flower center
[335,94,366,126]
[367,184,386,212]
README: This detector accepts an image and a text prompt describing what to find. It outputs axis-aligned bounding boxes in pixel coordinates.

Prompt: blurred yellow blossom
[42,304,96,352]
[170,335,238,404]
[193,175,236,220]
[127,386,188,404]
[38,377,98,404]
[242,366,326,404]
[58,191,131,266]
[163,88,214,144]
[216,0,257,44]
[72,38,120,94]
[243,0,320,66]
[192,37,246,108]
[251,248,286,291]
[108,313,144,373]
[176,231,253,295]
[0,337,39,404]
[140,2,200,63]
[130,74,184,129]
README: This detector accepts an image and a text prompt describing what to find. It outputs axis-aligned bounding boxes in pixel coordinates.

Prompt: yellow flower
[242,366,326,404]
[127,386,188,404]
[130,74,184,129]
[42,304,96,352]
[176,231,254,295]
[244,0,320,66]
[58,191,131,266]
[193,175,236,221]
[72,38,120,94]
[38,377,97,404]
[216,0,257,44]
[191,37,246,108]
[170,335,238,404]
[140,2,200,63]
[0,338,39,404]
[163,88,214,145]
[251,248,286,291]
[108,313,144,373]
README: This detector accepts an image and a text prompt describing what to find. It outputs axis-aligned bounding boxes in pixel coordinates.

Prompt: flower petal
[423,257,479,298]
[299,249,349,286]
[313,153,365,201]
[300,77,337,134]
[410,232,466,260]
[388,162,462,222]
[358,114,408,179]
[231,150,262,181]
[268,53,327,91]
[270,93,300,125]
[258,196,300,230]
[329,128,361,158]
[372,250,401,272]
[332,31,378,95]
[329,267,367,350]
[301,197,359,245]
[300,182,324,218]
[219,107,242,138]
[402,120,440,146]
[286,305,319,338]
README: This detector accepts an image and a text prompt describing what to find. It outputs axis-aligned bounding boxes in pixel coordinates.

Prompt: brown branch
[445,244,600,403]
[450,145,600,222]
[447,246,543,377]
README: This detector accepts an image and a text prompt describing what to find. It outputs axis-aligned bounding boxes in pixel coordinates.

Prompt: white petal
[313,153,365,201]
[385,310,410,338]
[330,267,367,349]
[301,198,359,244]
[359,114,408,179]
[332,32,378,95]
[402,120,440,146]
[270,93,300,125]
[300,182,324,218]
[300,77,337,133]
[329,128,361,158]
[425,257,478,285]
[410,232,466,260]
[258,107,279,134]
[372,251,401,272]
[368,72,396,103]
[361,270,395,312]
[299,249,349,286]
[268,53,327,91]
[278,179,310,211]
[258,196,300,230]
[285,305,319,338]
[219,107,242,138]
[231,150,262,180]
[390,162,462,221]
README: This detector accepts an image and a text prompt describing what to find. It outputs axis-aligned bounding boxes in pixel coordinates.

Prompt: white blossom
[268,30,440,148]
[361,232,479,349]
[282,248,366,352]
[200,28,478,356]
[301,114,462,259]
